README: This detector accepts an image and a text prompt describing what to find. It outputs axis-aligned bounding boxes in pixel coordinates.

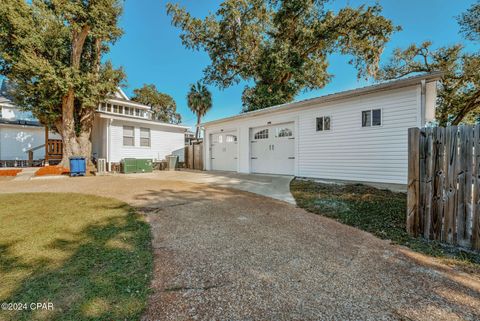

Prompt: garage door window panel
[277,128,293,138]
[254,129,269,140]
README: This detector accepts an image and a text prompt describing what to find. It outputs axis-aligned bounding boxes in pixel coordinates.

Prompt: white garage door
[250,123,295,175]
[210,131,238,171]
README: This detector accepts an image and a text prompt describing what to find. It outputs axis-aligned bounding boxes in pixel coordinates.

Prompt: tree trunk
[195,114,201,139]
[59,25,90,168]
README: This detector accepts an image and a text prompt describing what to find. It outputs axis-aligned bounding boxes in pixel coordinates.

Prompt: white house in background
[202,73,441,185]
[0,90,61,161]
[0,81,188,168]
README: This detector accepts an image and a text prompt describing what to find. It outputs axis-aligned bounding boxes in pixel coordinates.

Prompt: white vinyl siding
[204,85,426,184]
[108,120,185,162]
[0,125,60,160]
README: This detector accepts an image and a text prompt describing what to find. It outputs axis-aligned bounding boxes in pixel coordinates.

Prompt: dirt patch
[35,166,69,176]
[0,169,22,176]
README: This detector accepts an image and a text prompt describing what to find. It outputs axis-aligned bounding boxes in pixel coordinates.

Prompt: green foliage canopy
[167,0,399,112]
[378,2,480,126]
[132,84,181,124]
[0,0,125,161]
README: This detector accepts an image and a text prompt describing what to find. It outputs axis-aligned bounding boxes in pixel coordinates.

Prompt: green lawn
[0,193,153,321]
[290,179,480,274]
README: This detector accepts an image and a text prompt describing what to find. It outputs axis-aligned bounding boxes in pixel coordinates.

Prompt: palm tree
[187,81,212,139]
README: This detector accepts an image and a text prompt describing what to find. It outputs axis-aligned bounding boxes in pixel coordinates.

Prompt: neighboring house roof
[202,72,443,127]
[0,118,41,127]
[115,88,130,100]
[97,112,189,130]
[0,96,12,105]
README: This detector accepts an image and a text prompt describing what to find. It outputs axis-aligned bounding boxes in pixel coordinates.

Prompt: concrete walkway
[12,167,37,181]
[126,170,296,204]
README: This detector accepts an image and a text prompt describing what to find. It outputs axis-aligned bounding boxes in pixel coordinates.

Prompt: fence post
[407,128,421,236]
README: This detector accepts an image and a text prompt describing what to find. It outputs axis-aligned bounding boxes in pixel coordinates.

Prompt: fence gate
[407,126,480,251]
[184,141,204,170]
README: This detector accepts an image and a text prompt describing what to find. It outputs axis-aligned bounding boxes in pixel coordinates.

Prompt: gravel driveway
[0,174,479,320]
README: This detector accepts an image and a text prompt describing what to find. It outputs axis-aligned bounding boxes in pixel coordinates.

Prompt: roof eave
[97,112,189,130]
[201,72,443,127]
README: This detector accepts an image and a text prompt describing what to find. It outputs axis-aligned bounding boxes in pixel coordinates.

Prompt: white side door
[210,131,238,171]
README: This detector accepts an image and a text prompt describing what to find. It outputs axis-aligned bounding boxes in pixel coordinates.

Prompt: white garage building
[202,73,440,184]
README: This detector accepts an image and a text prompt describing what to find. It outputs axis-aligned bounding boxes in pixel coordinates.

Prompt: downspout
[107,119,112,171]
[420,79,426,126]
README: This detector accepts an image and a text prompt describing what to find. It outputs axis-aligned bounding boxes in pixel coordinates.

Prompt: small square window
[362,109,381,127]
[316,116,331,131]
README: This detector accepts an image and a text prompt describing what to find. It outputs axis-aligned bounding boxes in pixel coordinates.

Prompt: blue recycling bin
[69,157,86,177]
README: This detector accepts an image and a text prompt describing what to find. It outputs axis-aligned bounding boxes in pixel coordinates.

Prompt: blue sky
[107,0,477,128]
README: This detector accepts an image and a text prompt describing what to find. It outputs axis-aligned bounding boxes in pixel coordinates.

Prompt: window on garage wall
[140,128,151,147]
[316,116,331,131]
[362,109,382,127]
[123,126,134,146]
[254,129,269,139]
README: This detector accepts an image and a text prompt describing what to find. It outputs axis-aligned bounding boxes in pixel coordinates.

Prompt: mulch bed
[0,169,22,176]
[35,166,70,176]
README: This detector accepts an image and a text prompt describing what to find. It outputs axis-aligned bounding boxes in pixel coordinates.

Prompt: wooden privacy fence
[185,141,204,170]
[408,126,480,251]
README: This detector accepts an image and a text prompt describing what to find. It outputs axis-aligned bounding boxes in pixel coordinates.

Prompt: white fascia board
[116,88,130,100]
[97,112,189,130]
[105,98,152,110]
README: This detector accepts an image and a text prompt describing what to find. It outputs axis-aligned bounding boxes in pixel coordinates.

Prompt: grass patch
[0,193,153,321]
[291,179,480,273]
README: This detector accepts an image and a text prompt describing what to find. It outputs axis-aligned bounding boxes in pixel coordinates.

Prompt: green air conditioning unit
[136,159,153,173]
[121,158,137,174]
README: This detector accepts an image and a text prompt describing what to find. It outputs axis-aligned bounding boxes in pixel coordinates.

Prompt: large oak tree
[0,0,124,166]
[167,0,399,112]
